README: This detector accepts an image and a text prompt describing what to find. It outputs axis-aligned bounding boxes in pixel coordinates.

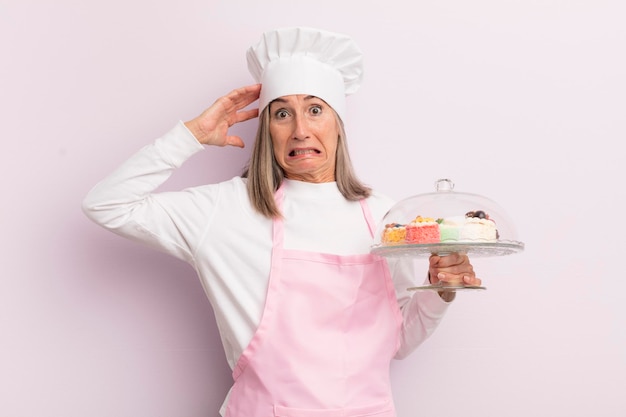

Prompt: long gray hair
[241,106,371,218]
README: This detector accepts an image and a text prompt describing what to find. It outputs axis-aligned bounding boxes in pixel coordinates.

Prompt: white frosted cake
[458,211,498,242]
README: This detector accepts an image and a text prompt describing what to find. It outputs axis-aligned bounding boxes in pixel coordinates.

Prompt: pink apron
[226,186,403,417]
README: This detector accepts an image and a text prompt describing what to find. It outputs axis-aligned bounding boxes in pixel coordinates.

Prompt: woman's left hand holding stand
[428,253,482,301]
[184,84,262,147]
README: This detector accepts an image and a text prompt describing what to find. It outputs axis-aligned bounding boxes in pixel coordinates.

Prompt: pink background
[2,1,624,416]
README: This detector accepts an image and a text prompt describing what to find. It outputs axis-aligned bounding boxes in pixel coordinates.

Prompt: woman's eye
[275,110,289,119]
[310,105,322,115]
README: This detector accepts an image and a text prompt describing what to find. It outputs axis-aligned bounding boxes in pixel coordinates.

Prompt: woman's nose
[292,114,310,140]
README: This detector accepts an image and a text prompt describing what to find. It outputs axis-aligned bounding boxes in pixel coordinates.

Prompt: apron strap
[272,184,285,248]
[359,198,377,239]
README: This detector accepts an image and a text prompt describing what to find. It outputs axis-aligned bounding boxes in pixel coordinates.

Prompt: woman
[83,27,481,417]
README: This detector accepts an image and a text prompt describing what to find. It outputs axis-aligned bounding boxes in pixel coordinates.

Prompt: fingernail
[463,276,471,283]
[437,273,445,279]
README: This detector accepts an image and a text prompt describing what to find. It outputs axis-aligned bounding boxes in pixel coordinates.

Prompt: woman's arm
[82,85,262,263]
[390,258,453,359]
[81,122,211,263]
[391,253,482,359]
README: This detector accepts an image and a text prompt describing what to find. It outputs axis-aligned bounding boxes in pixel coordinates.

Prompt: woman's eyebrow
[272,96,317,102]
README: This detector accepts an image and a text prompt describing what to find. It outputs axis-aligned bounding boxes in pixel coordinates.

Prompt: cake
[381,223,406,245]
[406,216,440,244]
[437,216,464,242]
[458,210,498,242]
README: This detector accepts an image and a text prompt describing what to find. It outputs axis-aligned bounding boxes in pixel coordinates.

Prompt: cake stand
[370,179,525,292]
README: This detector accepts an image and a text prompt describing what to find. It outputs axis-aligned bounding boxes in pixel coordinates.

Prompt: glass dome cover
[371,179,524,258]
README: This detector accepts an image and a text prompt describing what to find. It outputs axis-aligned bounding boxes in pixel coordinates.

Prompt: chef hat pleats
[246,27,364,120]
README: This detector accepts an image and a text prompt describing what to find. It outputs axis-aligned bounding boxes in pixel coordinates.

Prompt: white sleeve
[81,121,212,264]
[390,257,453,359]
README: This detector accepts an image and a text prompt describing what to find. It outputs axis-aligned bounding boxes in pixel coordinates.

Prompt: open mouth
[289,149,320,157]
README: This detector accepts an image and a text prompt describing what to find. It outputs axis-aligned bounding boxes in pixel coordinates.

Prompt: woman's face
[268,94,339,183]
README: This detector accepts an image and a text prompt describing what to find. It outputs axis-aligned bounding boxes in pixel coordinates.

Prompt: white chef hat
[246,27,364,121]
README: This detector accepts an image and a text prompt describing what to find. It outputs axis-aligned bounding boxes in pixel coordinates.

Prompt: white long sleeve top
[82,121,452,370]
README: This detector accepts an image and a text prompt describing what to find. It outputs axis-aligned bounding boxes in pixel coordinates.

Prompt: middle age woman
[83,26,481,417]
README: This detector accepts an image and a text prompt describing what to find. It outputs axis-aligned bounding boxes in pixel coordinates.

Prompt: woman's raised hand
[184,84,261,147]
